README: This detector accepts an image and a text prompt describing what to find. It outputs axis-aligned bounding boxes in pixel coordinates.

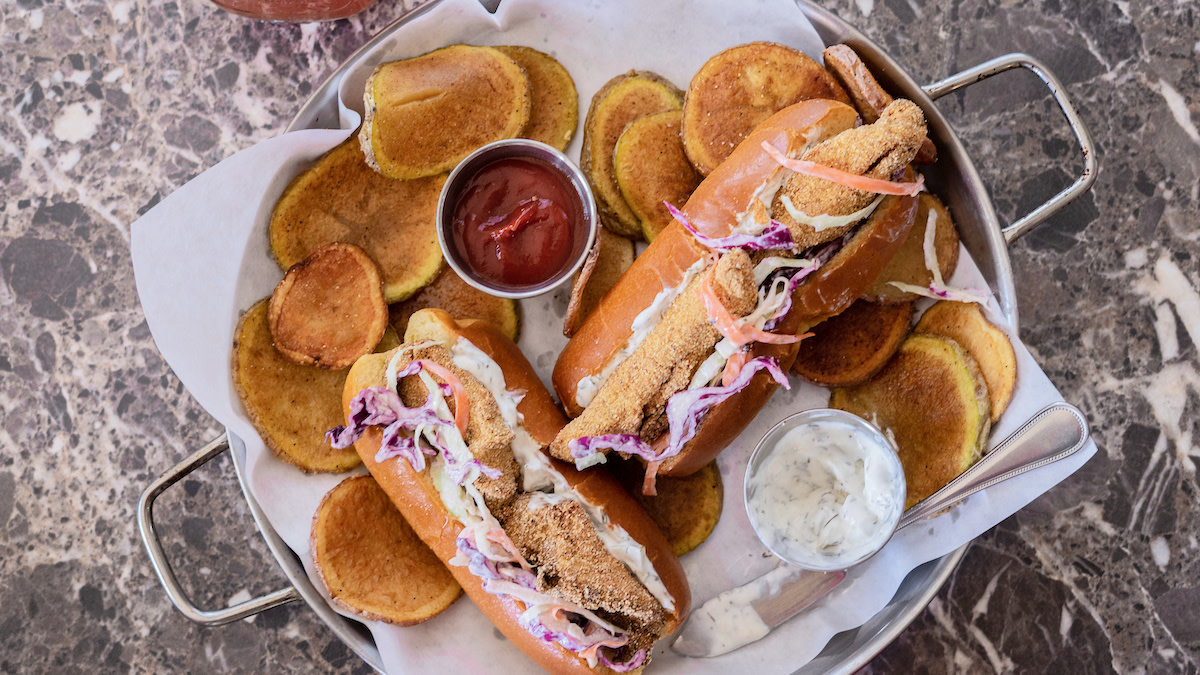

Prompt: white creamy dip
[745,413,905,570]
[676,564,835,654]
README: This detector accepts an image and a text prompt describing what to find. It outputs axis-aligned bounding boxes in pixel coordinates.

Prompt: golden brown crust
[682,41,851,175]
[495,45,579,152]
[311,475,461,625]
[553,222,706,417]
[550,271,720,460]
[394,343,519,511]
[268,242,388,370]
[791,299,915,386]
[388,265,520,342]
[681,99,859,238]
[563,228,637,337]
[581,70,684,238]
[915,301,1017,423]
[413,310,568,445]
[552,100,877,477]
[829,333,990,508]
[268,136,445,304]
[504,494,666,629]
[864,192,960,303]
[560,456,691,631]
[234,298,360,473]
[609,458,723,556]
[822,44,892,124]
[789,188,919,326]
[553,100,860,415]
[361,44,531,180]
[771,99,927,249]
[822,44,937,164]
[655,335,799,477]
[613,109,702,242]
[549,250,757,461]
[354,421,607,675]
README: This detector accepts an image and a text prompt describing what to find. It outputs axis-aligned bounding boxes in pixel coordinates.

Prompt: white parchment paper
[130,0,1097,672]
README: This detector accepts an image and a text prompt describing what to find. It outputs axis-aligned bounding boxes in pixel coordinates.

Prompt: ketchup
[450,156,581,289]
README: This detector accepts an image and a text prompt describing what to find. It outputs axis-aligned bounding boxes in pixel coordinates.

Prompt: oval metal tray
[139,0,1095,672]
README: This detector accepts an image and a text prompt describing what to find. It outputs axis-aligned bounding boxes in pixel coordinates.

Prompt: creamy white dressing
[448,340,554,493]
[575,258,709,407]
[405,368,490,527]
[688,336,743,389]
[746,418,904,569]
[779,193,885,232]
[581,248,810,395]
[752,256,813,286]
[686,256,816,391]
[449,338,676,612]
[679,564,813,653]
[682,587,770,653]
[732,167,791,235]
[729,131,826,235]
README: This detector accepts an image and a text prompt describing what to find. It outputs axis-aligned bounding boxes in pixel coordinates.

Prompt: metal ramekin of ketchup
[438,139,598,299]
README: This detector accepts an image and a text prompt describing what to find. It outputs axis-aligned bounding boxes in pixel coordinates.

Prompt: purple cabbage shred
[665,201,794,251]
[571,357,790,466]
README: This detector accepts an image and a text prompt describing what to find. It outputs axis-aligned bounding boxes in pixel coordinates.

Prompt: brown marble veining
[1,0,1197,672]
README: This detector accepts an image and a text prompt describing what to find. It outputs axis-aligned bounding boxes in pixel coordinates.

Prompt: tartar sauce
[745,412,905,570]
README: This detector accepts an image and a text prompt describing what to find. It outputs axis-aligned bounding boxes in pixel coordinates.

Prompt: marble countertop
[2,0,1197,672]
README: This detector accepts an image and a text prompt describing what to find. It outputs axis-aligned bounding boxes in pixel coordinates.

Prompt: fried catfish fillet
[771,98,927,250]
[549,249,757,462]
[393,344,519,512]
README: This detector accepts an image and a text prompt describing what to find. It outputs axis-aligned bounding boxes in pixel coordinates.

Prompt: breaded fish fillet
[549,250,757,461]
[396,344,519,511]
[502,494,667,640]
[772,99,926,249]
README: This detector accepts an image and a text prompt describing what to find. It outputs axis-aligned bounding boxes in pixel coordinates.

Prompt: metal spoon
[671,402,1090,658]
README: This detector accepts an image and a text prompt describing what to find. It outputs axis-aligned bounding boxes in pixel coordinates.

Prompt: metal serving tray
[138,0,1095,672]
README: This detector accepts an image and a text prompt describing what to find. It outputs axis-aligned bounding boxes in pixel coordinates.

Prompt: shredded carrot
[736,324,806,345]
[642,460,662,496]
[697,269,743,340]
[761,141,924,196]
[415,359,469,437]
[697,269,804,348]
[722,351,750,387]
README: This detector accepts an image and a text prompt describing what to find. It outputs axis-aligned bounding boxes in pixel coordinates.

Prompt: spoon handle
[671,401,1090,658]
[896,402,1089,530]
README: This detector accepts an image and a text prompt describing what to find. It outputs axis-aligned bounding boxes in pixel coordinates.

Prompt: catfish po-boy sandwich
[550,98,927,488]
[330,308,690,674]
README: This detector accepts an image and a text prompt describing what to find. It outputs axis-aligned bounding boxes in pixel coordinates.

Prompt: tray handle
[922,53,1098,245]
[138,434,300,625]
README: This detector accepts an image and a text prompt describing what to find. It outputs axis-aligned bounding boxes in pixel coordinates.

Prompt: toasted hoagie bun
[550,99,923,480]
[339,309,689,674]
